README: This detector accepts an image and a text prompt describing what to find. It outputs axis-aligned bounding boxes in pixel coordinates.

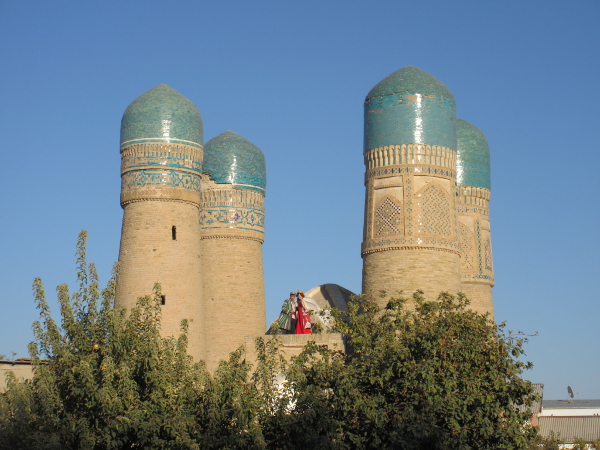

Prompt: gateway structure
[115,67,495,365]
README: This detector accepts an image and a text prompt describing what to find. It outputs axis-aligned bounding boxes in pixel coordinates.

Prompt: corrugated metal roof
[538,416,600,443]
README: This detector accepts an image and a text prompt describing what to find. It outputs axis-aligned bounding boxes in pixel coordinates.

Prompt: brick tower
[116,84,206,360]
[199,131,266,369]
[456,119,494,316]
[361,66,462,306]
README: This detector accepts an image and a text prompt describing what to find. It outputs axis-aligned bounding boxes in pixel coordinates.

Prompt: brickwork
[200,175,266,370]
[361,68,466,309]
[116,199,205,360]
[199,175,265,242]
[201,234,266,370]
[362,145,462,307]
[362,249,461,306]
[120,142,203,206]
[457,186,494,316]
[244,334,345,367]
[460,282,494,318]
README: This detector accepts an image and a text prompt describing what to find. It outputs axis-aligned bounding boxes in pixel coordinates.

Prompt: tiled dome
[120,84,203,147]
[364,66,456,150]
[366,65,455,102]
[456,119,491,190]
[203,131,266,193]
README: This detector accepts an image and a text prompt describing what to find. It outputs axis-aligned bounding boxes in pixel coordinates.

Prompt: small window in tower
[161,295,166,305]
[172,226,176,240]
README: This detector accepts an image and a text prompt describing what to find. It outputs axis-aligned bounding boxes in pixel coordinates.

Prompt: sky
[1,1,598,400]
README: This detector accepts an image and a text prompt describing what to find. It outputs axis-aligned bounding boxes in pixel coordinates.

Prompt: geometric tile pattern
[418,184,451,236]
[458,223,475,272]
[375,196,403,235]
[199,207,265,233]
[122,149,202,173]
[484,237,493,272]
[122,169,201,192]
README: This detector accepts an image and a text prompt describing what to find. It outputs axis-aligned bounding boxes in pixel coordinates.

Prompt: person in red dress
[294,291,312,334]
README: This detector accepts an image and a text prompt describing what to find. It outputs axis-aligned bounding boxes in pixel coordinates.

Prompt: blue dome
[456,119,491,190]
[364,66,456,151]
[203,131,266,193]
[120,84,203,148]
[366,65,455,102]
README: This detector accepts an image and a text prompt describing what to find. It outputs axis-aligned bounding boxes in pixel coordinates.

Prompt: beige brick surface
[362,249,462,308]
[457,188,494,317]
[460,282,494,319]
[201,238,266,371]
[244,333,345,367]
[362,145,463,308]
[116,200,205,361]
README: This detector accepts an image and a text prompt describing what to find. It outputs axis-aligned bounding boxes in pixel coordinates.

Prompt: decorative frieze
[364,144,456,171]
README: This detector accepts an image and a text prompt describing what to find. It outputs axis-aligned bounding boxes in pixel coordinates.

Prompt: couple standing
[276,290,312,334]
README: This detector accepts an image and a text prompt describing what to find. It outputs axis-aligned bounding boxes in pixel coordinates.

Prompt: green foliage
[573,437,589,450]
[279,291,539,450]
[0,231,280,450]
[529,431,562,450]
[0,232,539,449]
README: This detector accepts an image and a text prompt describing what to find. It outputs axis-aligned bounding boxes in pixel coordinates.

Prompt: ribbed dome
[120,84,203,148]
[203,131,266,193]
[366,66,455,102]
[456,119,491,190]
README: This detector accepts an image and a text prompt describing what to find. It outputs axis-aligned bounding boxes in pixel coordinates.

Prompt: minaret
[116,84,206,360]
[361,66,461,306]
[199,131,266,369]
[456,119,494,317]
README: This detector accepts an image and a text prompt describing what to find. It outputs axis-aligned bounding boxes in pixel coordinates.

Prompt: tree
[1,231,539,449]
[0,231,283,450]
[275,291,538,450]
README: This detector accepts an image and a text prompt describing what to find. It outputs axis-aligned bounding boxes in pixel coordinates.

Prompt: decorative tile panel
[121,143,203,174]
[458,223,476,272]
[375,196,403,235]
[121,169,200,191]
[416,184,451,237]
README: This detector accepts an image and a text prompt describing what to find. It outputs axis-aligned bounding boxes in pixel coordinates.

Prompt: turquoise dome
[456,119,491,190]
[366,65,455,102]
[120,84,203,148]
[364,66,456,151]
[203,131,266,193]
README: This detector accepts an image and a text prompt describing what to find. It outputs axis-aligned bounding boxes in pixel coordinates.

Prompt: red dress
[295,303,312,334]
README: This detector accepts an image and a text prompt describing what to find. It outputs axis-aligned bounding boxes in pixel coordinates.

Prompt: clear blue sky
[1,1,598,400]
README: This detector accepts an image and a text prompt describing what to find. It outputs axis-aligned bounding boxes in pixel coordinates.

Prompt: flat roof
[543,399,600,409]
